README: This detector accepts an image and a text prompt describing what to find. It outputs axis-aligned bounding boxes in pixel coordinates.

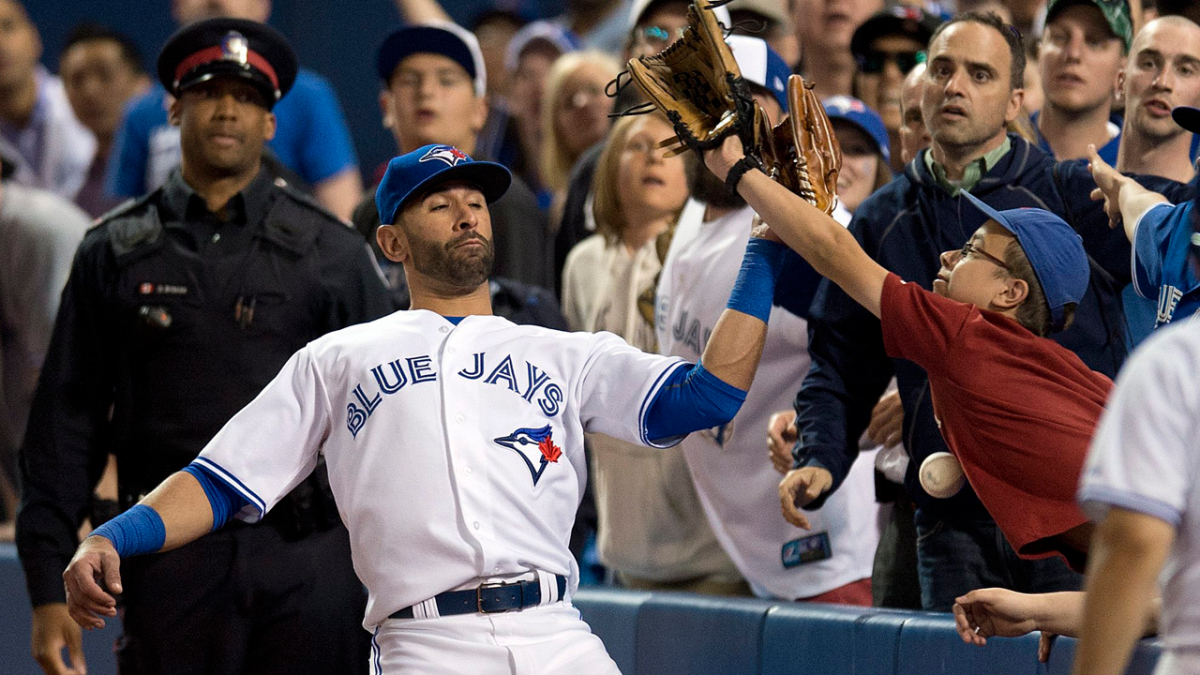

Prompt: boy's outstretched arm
[704,136,890,318]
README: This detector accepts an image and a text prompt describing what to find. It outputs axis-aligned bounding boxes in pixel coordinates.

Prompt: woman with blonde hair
[561,111,747,595]
[539,50,620,212]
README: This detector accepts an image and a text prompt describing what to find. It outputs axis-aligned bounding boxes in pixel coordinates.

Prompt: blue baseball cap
[823,96,891,166]
[376,145,512,226]
[726,35,790,110]
[377,22,487,97]
[959,191,1090,333]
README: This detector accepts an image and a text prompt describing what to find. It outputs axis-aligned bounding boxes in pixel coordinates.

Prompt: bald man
[1116,15,1200,182]
[898,61,931,165]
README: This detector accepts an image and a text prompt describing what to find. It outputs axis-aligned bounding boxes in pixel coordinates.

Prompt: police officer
[16,18,392,675]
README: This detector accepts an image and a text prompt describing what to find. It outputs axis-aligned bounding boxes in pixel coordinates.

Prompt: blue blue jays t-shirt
[1132,201,1200,328]
[107,69,358,197]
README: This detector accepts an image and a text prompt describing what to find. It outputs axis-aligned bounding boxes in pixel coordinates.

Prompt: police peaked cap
[158,18,298,108]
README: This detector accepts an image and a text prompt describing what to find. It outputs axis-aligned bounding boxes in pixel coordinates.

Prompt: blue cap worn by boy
[959,191,1090,333]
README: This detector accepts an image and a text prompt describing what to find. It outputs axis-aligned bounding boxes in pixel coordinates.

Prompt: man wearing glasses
[850,5,942,172]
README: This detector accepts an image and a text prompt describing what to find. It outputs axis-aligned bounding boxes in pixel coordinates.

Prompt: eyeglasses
[858,50,927,75]
[958,241,1011,271]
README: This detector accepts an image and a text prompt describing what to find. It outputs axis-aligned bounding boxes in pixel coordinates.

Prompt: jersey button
[473,521,481,530]
[439,326,449,334]
[464,466,473,474]
[455,414,465,423]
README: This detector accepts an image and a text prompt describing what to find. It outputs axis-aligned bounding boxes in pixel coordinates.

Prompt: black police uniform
[17,166,393,673]
[17,16,392,673]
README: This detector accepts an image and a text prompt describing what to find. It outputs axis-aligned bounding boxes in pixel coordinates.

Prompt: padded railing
[572,586,1164,675]
[0,544,1161,675]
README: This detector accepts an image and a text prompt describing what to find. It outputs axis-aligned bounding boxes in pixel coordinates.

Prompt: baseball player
[655,35,881,603]
[704,130,1114,573]
[60,143,788,674]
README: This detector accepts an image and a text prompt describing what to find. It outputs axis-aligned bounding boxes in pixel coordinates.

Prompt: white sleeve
[1079,327,1200,526]
[576,331,687,448]
[193,346,332,522]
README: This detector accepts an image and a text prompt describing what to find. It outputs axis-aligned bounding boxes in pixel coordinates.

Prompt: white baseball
[919,452,966,499]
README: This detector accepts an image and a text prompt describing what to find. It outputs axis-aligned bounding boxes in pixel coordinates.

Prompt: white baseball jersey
[195,310,686,628]
[656,199,881,600]
[1079,322,1200,672]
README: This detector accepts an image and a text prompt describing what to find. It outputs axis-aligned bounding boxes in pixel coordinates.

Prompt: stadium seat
[573,587,653,675]
[634,592,776,675]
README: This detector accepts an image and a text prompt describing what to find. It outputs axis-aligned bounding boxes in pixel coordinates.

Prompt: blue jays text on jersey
[347,351,565,437]
[668,305,715,358]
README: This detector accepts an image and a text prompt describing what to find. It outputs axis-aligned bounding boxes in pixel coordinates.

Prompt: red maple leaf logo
[538,436,562,463]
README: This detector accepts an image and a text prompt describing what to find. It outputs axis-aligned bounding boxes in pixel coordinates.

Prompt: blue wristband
[727,237,789,322]
[90,504,166,558]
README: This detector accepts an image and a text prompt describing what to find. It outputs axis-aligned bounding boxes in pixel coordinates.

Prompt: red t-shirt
[880,274,1112,566]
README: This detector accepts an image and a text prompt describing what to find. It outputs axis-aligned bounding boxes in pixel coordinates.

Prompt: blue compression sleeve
[89,505,166,558]
[726,237,789,322]
[644,362,748,443]
[182,463,249,531]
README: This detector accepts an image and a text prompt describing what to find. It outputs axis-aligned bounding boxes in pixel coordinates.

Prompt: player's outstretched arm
[62,471,214,630]
[695,235,777,392]
[704,136,890,319]
[1087,145,1169,243]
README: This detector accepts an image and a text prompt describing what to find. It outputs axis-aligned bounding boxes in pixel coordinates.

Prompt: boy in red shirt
[704,136,1111,570]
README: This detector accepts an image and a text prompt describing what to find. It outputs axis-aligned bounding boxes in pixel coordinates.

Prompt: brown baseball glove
[626,0,771,159]
[767,75,842,215]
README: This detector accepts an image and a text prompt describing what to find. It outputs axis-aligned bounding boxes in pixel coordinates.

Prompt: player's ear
[993,275,1029,311]
[377,223,410,265]
[168,98,183,127]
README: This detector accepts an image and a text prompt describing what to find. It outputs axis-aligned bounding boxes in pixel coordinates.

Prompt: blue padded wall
[896,614,1042,675]
[634,594,777,675]
[760,603,877,675]
[574,587,654,675]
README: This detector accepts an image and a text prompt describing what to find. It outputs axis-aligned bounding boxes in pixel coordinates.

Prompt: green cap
[1046,0,1132,51]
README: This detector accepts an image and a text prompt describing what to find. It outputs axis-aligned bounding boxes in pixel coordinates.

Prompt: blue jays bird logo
[421,145,469,167]
[493,425,563,486]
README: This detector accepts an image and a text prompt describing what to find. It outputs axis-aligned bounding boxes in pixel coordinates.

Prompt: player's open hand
[63,536,122,630]
[866,390,904,449]
[778,466,833,529]
[1086,144,1129,231]
[703,135,745,184]
[767,409,798,474]
[31,603,86,675]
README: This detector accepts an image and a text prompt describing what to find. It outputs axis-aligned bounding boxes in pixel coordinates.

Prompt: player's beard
[685,152,746,209]
[408,230,495,289]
